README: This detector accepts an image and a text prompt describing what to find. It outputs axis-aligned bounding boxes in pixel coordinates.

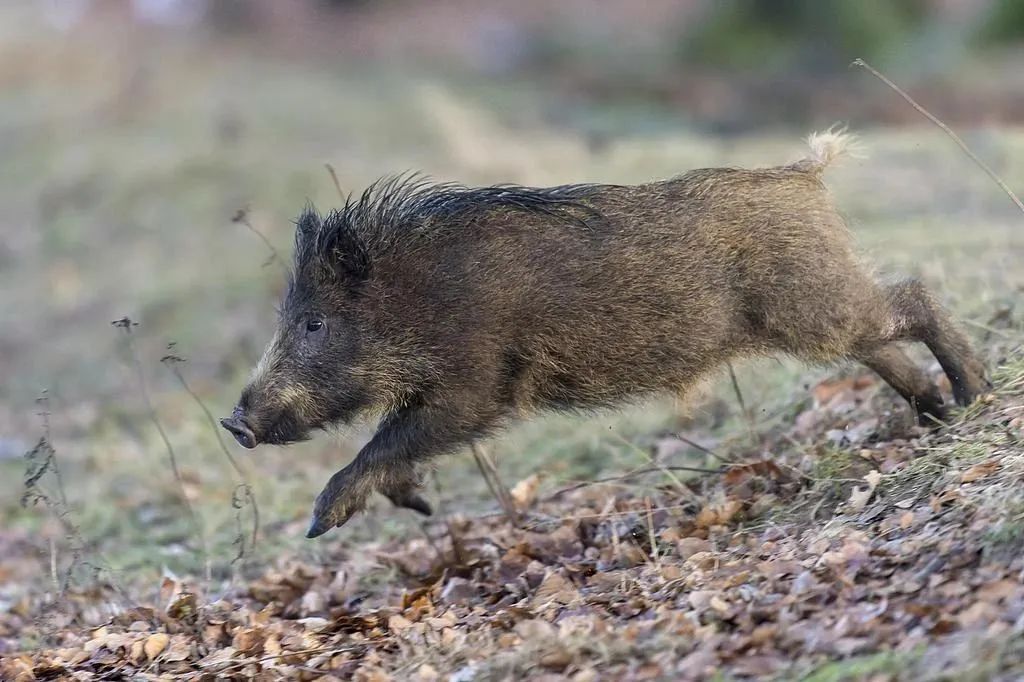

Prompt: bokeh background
[3,0,1024,614]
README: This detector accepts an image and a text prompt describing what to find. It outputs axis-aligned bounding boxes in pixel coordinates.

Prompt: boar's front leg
[306,404,498,538]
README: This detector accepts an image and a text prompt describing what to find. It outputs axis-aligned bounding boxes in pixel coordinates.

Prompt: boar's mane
[291,174,612,285]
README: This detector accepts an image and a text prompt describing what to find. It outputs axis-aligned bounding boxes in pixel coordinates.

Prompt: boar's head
[221,205,403,449]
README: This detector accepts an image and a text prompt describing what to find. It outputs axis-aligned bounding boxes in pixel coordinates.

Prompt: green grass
[799,648,924,682]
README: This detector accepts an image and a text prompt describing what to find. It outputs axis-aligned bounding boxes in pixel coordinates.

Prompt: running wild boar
[221,130,987,538]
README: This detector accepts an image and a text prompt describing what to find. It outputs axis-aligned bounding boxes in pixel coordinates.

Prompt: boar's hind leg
[860,344,945,425]
[880,278,989,407]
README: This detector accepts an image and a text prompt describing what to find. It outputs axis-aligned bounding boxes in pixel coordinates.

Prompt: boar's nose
[220,408,257,449]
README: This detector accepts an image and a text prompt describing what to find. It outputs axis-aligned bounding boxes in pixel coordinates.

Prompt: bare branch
[853,58,1024,215]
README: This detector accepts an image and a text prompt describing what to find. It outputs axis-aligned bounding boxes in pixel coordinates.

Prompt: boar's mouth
[220,409,258,449]
[220,407,310,448]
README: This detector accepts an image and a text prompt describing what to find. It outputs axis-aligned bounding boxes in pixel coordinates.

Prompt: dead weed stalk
[113,317,211,582]
[161,345,260,571]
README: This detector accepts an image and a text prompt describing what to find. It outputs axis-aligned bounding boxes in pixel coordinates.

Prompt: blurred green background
[2,0,1023,601]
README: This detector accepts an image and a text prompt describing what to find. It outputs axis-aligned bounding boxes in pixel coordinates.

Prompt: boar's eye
[305,318,324,334]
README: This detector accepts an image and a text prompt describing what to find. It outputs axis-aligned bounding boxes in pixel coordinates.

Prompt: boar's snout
[220,407,257,449]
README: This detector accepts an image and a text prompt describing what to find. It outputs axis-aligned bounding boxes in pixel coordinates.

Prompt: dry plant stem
[853,58,1024,215]
[233,210,286,271]
[37,394,68,509]
[524,501,702,530]
[325,163,346,203]
[673,433,733,465]
[644,497,661,570]
[546,465,722,500]
[727,362,757,442]
[164,360,260,550]
[48,536,58,591]
[609,432,702,504]
[432,471,467,565]
[115,319,211,581]
[166,364,246,477]
[962,318,1014,338]
[470,442,520,527]
[26,398,136,615]
[24,416,85,595]
[603,497,622,563]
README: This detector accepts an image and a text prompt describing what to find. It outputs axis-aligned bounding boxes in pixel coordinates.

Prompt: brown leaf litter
[4,362,1024,680]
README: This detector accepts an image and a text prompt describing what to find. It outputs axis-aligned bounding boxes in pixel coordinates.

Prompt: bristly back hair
[291,173,612,285]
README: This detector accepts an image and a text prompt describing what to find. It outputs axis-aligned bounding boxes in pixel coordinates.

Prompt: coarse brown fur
[221,130,989,538]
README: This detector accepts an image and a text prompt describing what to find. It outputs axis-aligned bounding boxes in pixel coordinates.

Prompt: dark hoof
[913,394,946,427]
[305,467,372,539]
[306,515,332,539]
[952,363,991,407]
[385,490,434,516]
[305,500,361,539]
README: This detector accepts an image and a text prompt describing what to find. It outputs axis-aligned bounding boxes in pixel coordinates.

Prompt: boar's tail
[793,126,862,174]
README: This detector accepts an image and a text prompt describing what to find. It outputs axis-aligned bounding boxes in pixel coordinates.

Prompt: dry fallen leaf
[129,639,145,665]
[695,499,743,528]
[163,636,192,663]
[388,614,415,633]
[532,571,579,606]
[510,474,541,510]
[812,375,875,407]
[143,632,169,661]
[961,458,1001,483]
[232,627,264,655]
[848,470,881,512]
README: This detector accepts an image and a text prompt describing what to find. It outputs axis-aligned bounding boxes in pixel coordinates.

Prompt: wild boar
[221,130,987,538]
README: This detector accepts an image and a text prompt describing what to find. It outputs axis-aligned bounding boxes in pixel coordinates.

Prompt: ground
[2,12,1024,682]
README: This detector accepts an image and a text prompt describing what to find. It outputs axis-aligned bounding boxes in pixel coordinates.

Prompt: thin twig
[231,208,286,271]
[325,163,346,203]
[527,501,698,528]
[217,645,362,673]
[432,470,467,565]
[962,318,1014,338]
[470,442,519,527]
[727,362,758,442]
[673,433,734,465]
[163,356,245,478]
[609,432,690,494]
[644,497,661,571]
[546,465,723,500]
[853,58,1024,215]
[48,536,58,591]
[162,350,260,554]
[113,318,211,581]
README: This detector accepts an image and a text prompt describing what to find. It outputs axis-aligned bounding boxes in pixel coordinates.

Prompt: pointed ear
[295,204,321,249]
[321,209,371,285]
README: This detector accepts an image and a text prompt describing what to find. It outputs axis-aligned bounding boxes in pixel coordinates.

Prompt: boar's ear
[321,209,371,285]
[295,205,321,249]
